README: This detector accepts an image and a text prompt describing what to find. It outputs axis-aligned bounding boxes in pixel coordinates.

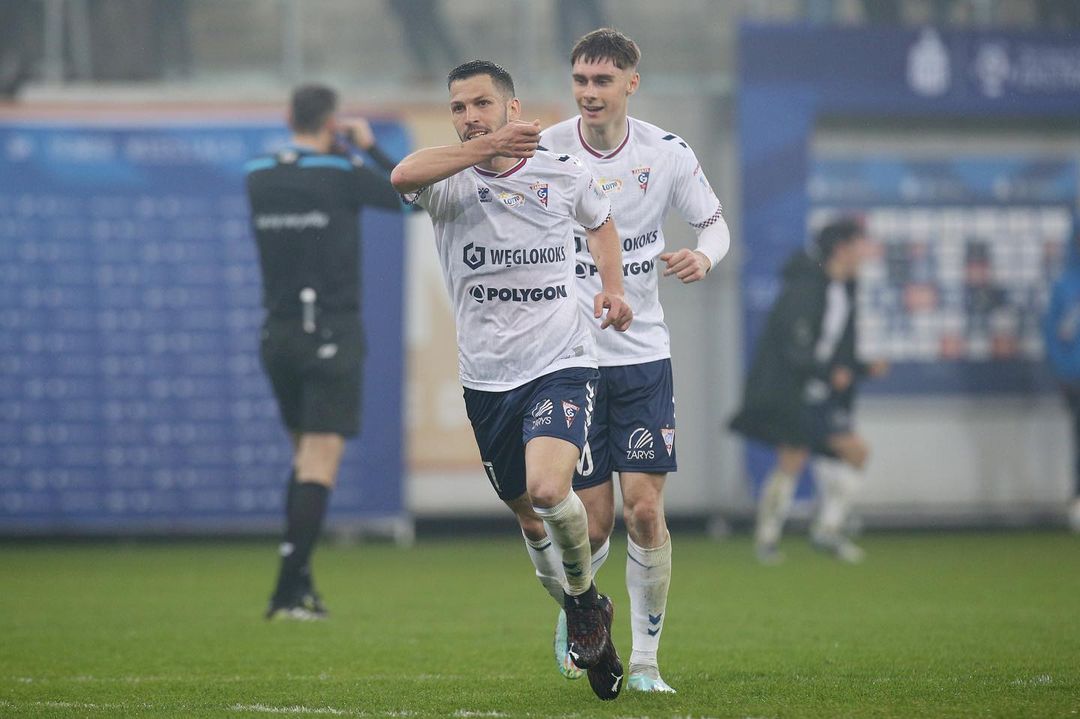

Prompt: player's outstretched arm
[586,218,633,332]
[390,120,540,194]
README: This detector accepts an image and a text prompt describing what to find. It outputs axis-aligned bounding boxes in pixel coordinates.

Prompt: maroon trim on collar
[474,158,528,178]
[576,117,630,159]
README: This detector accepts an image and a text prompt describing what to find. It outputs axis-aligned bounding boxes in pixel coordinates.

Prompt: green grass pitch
[1,532,1078,718]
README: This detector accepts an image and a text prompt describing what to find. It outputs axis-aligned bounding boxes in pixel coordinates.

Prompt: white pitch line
[230,704,356,716]
[3,673,479,684]
[0,699,140,710]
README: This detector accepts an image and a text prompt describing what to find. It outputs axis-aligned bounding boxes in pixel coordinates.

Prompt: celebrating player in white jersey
[391,60,633,701]
[536,29,731,694]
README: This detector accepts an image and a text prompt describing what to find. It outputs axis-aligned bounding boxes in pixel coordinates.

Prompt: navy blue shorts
[260,313,365,437]
[805,397,854,458]
[573,358,677,489]
[463,367,599,502]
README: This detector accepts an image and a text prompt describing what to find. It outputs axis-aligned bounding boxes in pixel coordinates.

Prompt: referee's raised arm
[334,117,404,211]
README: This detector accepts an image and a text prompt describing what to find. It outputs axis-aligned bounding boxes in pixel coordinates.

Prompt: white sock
[814,458,857,536]
[755,469,796,546]
[533,491,593,596]
[523,532,566,605]
[591,537,611,577]
[626,533,671,671]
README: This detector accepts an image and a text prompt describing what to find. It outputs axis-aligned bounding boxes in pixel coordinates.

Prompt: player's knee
[778,446,809,475]
[588,523,611,552]
[846,441,870,470]
[623,499,664,544]
[527,481,568,509]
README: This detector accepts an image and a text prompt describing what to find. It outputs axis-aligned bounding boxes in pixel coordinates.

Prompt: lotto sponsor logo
[561,400,579,428]
[498,191,525,207]
[623,230,659,252]
[470,284,569,304]
[599,177,623,194]
[576,259,655,278]
[626,427,656,461]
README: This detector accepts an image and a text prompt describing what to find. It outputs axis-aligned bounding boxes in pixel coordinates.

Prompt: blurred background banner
[810,155,1075,394]
[738,23,1080,509]
[0,116,409,534]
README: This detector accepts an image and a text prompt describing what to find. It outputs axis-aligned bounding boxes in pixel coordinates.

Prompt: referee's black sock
[284,469,298,515]
[271,481,330,604]
[282,470,315,593]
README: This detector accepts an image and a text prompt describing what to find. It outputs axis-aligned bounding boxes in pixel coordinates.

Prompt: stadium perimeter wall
[1,71,1076,532]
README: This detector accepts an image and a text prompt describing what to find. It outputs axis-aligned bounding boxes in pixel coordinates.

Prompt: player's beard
[458,109,509,144]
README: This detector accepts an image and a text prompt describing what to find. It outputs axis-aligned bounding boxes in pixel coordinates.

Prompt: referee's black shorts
[259,312,365,437]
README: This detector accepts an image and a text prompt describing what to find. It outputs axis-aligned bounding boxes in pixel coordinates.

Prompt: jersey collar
[473,158,528,179]
[576,117,630,160]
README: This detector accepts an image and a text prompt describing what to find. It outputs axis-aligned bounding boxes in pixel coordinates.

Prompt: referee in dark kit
[245,83,403,620]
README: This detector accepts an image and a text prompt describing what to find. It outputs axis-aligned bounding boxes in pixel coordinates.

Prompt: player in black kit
[245,84,402,620]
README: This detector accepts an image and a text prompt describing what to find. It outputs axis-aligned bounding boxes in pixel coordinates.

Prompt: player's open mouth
[466,130,489,140]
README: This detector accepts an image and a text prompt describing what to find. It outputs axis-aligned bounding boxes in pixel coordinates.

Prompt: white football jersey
[408,151,611,391]
[540,116,724,365]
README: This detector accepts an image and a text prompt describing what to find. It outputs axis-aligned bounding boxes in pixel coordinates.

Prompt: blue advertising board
[737,24,1080,490]
[0,117,409,533]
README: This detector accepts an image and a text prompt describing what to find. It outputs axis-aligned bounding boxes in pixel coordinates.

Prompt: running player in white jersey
[536,29,731,694]
[391,60,633,701]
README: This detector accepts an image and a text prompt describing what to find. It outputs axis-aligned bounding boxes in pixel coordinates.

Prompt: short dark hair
[815,217,865,259]
[289,84,337,134]
[570,28,641,70]
[447,59,515,98]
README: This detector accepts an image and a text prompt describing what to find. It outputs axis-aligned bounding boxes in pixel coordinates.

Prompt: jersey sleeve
[570,162,611,231]
[402,176,450,219]
[671,144,724,230]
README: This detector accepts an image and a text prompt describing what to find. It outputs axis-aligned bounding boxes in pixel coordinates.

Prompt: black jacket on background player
[730,248,868,449]
[246,143,402,320]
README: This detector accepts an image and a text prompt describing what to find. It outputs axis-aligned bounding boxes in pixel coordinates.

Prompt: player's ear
[507,97,522,121]
[626,71,640,97]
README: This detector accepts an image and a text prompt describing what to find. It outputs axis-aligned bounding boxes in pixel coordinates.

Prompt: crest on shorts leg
[661,427,675,456]
[562,400,579,428]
